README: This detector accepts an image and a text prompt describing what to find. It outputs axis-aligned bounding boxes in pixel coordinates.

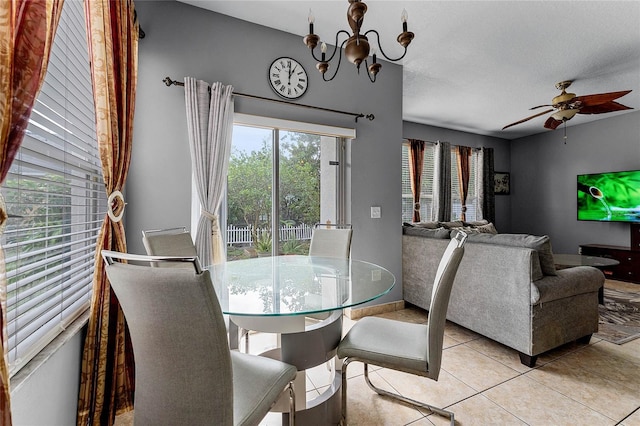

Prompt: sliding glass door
[225,122,345,260]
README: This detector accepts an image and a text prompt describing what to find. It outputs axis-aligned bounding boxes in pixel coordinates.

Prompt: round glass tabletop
[207,255,395,316]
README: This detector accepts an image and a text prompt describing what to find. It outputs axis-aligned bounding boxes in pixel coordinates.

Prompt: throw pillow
[438,220,464,229]
[465,233,557,275]
[404,226,451,239]
[413,221,441,229]
[463,219,489,227]
[475,222,498,234]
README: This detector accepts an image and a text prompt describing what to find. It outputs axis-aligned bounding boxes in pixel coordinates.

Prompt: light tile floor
[261,279,640,426]
[116,280,640,425]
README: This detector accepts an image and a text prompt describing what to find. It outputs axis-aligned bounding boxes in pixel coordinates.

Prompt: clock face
[268,57,308,99]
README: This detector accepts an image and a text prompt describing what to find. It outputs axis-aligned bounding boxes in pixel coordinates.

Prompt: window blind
[0,0,105,375]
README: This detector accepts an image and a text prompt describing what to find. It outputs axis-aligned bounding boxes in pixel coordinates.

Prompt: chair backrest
[102,251,233,425]
[142,227,197,267]
[426,230,467,380]
[309,223,353,259]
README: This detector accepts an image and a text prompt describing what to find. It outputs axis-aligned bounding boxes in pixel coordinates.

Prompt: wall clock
[268,57,308,100]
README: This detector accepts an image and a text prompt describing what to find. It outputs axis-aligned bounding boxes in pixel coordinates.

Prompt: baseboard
[344,300,405,320]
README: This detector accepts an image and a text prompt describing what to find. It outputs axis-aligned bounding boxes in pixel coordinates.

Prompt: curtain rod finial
[163,77,174,86]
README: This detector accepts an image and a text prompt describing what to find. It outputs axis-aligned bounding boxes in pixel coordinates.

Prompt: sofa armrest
[531,266,604,305]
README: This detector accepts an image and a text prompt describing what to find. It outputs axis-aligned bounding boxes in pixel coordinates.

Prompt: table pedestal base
[230,311,344,425]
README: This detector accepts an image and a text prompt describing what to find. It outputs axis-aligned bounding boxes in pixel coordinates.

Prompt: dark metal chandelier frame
[303,0,414,83]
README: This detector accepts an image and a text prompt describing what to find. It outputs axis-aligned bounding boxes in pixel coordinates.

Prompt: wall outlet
[371,206,381,219]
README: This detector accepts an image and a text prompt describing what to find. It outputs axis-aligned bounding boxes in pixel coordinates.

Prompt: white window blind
[0,0,105,375]
[401,141,435,222]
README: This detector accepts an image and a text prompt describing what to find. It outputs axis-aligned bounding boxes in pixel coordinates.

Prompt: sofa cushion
[465,233,557,276]
[463,219,489,227]
[438,220,464,229]
[404,221,441,229]
[475,222,498,234]
[403,226,451,239]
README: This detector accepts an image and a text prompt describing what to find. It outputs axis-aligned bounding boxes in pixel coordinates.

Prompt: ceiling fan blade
[578,101,633,114]
[502,109,554,130]
[529,104,554,110]
[573,90,632,107]
[544,116,563,130]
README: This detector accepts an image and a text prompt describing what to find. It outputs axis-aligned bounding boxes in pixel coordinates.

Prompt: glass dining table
[207,255,395,425]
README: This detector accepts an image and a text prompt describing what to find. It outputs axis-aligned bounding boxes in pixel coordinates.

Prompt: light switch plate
[371,206,381,218]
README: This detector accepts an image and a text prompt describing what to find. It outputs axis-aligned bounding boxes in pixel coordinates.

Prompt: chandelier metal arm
[364,29,409,62]
[309,30,352,64]
[321,38,350,82]
[364,59,377,83]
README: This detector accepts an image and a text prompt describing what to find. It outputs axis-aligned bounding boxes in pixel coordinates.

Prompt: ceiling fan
[502,80,632,131]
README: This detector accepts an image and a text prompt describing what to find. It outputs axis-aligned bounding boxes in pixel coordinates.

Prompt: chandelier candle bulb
[401,9,408,31]
[308,9,314,33]
[321,42,327,61]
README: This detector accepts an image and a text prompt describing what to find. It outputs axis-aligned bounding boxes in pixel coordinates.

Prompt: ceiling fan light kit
[303,0,414,82]
[502,80,633,133]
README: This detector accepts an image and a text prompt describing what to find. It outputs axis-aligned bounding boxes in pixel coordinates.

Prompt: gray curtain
[184,78,234,265]
[433,141,451,222]
[479,147,495,223]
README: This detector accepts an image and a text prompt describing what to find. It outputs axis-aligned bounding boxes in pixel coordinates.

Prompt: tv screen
[577,170,640,223]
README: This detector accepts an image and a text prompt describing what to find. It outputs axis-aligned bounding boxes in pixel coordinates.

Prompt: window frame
[401,140,481,223]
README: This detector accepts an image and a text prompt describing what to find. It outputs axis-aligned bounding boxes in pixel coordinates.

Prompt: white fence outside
[227,223,313,246]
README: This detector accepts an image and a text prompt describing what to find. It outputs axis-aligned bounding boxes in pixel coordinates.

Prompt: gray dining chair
[308,223,353,259]
[142,226,248,350]
[141,227,197,267]
[337,230,467,426]
[102,250,297,426]
[307,223,353,326]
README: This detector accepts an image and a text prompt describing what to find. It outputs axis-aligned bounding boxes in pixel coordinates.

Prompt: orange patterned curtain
[456,146,472,222]
[76,1,138,424]
[407,139,425,222]
[0,1,63,424]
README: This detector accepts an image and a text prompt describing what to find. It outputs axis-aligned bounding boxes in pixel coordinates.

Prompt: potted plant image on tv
[577,170,640,223]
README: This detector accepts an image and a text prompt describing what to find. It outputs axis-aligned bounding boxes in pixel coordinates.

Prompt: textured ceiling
[178,1,640,139]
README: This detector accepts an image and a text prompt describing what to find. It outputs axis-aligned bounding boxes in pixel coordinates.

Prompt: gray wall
[402,121,513,232]
[129,1,404,304]
[510,110,640,253]
[11,330,84,425]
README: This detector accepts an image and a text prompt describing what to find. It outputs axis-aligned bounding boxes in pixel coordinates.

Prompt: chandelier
[303,0,414,82]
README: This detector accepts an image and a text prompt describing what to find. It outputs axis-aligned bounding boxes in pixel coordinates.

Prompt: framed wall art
[494,172,510,195]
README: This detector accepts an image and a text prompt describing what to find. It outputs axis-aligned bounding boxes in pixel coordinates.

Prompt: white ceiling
[178,1,640,139]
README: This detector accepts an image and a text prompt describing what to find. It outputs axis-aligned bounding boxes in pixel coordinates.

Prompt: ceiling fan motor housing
[552,91,576,106]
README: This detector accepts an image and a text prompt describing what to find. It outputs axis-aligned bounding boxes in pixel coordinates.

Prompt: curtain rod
[162,77,374,122]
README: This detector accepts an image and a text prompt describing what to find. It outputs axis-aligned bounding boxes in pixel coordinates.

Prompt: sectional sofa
[402,222,604,366]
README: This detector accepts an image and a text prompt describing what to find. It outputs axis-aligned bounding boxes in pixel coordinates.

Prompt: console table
[579,244,640,284]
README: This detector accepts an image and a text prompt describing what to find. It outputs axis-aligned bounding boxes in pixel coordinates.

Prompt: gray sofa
[402,227,604,367]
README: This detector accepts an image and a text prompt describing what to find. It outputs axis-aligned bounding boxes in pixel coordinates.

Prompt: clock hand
[289,64,296,83]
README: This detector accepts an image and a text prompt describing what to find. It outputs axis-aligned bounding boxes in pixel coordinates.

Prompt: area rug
[595,287,640,344]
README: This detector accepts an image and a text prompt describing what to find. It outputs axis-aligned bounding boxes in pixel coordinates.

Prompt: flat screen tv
[577,170,640,223]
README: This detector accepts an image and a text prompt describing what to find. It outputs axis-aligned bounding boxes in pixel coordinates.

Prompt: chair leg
[362,363,455,426]
[242,328,249,353]
[288,381,296,426]
[341,358,352,425]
